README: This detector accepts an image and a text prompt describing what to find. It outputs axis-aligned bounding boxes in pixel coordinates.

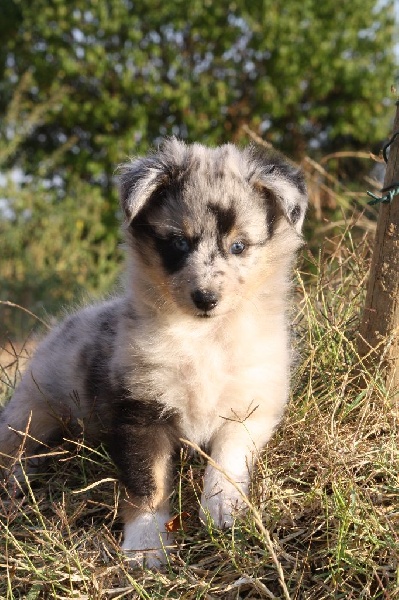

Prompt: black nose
[191,289,219,312]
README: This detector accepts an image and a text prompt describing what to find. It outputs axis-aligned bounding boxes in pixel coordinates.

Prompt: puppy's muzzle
[191,289,219,312]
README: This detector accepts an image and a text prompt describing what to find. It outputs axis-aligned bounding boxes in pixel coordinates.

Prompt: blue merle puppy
[0,139,307,567]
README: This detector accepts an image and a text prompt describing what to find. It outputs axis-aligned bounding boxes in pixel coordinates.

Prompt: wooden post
[358,101,399,399]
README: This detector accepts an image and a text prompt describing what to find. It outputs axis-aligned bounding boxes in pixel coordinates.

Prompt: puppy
[0,139,307,567]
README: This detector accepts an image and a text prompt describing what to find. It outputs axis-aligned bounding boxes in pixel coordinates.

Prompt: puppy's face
[119,140,307,317]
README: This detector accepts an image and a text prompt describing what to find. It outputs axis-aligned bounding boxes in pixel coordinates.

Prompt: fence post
[358,101,399,399]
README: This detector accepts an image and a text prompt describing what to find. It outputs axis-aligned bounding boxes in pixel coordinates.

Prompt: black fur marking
[290,204,301,224]
[108,399,180,498]
[249,145,307,197]
[83,345,111,402]
[153,233,199,274]
[129,180,202,274]
[112,399,175,427]
[81,310,120,402]
[132,213,200,274]
[207,204,236,237]
[99,311,118,335]
[252,185,281,239]
[118,153,186,220]
[265,192,279,238]
[246,163,275,182]
[207,204,236,257]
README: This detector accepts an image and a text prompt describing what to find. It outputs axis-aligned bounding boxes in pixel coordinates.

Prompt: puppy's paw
[122,546,169,569]
[199,484,246,529]
[122,510,173,569]
[200,464,249,528]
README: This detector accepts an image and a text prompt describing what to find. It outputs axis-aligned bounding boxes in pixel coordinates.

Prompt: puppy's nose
[191,289,219,312]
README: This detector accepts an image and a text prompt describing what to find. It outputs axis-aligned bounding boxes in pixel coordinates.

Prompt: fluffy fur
[0,139,307,567]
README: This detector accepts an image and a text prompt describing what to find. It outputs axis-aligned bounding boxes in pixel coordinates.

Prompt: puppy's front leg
[200,417,278,528]
[109,401,178,568]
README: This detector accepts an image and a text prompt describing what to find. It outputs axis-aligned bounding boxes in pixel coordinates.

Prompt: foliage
[0,0,396,338]
[1,223,398,599]
[0,174,122,339]
[1,0,396,180]
[0,74,122,340]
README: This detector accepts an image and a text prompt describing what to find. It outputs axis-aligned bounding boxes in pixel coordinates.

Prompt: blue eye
[172,236,190,253]
[230,241,246,255]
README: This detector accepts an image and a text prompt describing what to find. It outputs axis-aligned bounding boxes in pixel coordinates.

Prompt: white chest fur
[127,308,290,447]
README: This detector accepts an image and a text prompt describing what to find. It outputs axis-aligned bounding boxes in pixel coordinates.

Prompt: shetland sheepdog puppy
[0,139,307,567]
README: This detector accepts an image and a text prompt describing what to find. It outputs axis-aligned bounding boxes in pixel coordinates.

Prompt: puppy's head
[118,138,307,318]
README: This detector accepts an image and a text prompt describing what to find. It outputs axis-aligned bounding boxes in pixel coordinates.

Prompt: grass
[1,219,398,599]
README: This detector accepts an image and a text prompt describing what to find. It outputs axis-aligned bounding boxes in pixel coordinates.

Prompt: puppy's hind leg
[109,400,179,568]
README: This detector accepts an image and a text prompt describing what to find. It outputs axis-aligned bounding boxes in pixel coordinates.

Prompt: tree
[359,102,399,399]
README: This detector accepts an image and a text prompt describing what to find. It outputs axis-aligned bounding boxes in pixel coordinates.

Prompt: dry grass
[1,220,399,599]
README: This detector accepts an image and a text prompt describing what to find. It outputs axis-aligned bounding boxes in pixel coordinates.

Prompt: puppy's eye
[172,236,190,253]
[230,241,246,255]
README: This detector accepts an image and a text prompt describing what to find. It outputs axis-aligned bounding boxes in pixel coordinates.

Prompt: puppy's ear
[117,156,169,223]
[118,138,188,223]
[245,146,308,234]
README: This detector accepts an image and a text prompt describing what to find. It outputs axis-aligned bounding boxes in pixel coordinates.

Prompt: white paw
[123,547,168,569]
[122,510,173,568]
[199,478,247,529]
